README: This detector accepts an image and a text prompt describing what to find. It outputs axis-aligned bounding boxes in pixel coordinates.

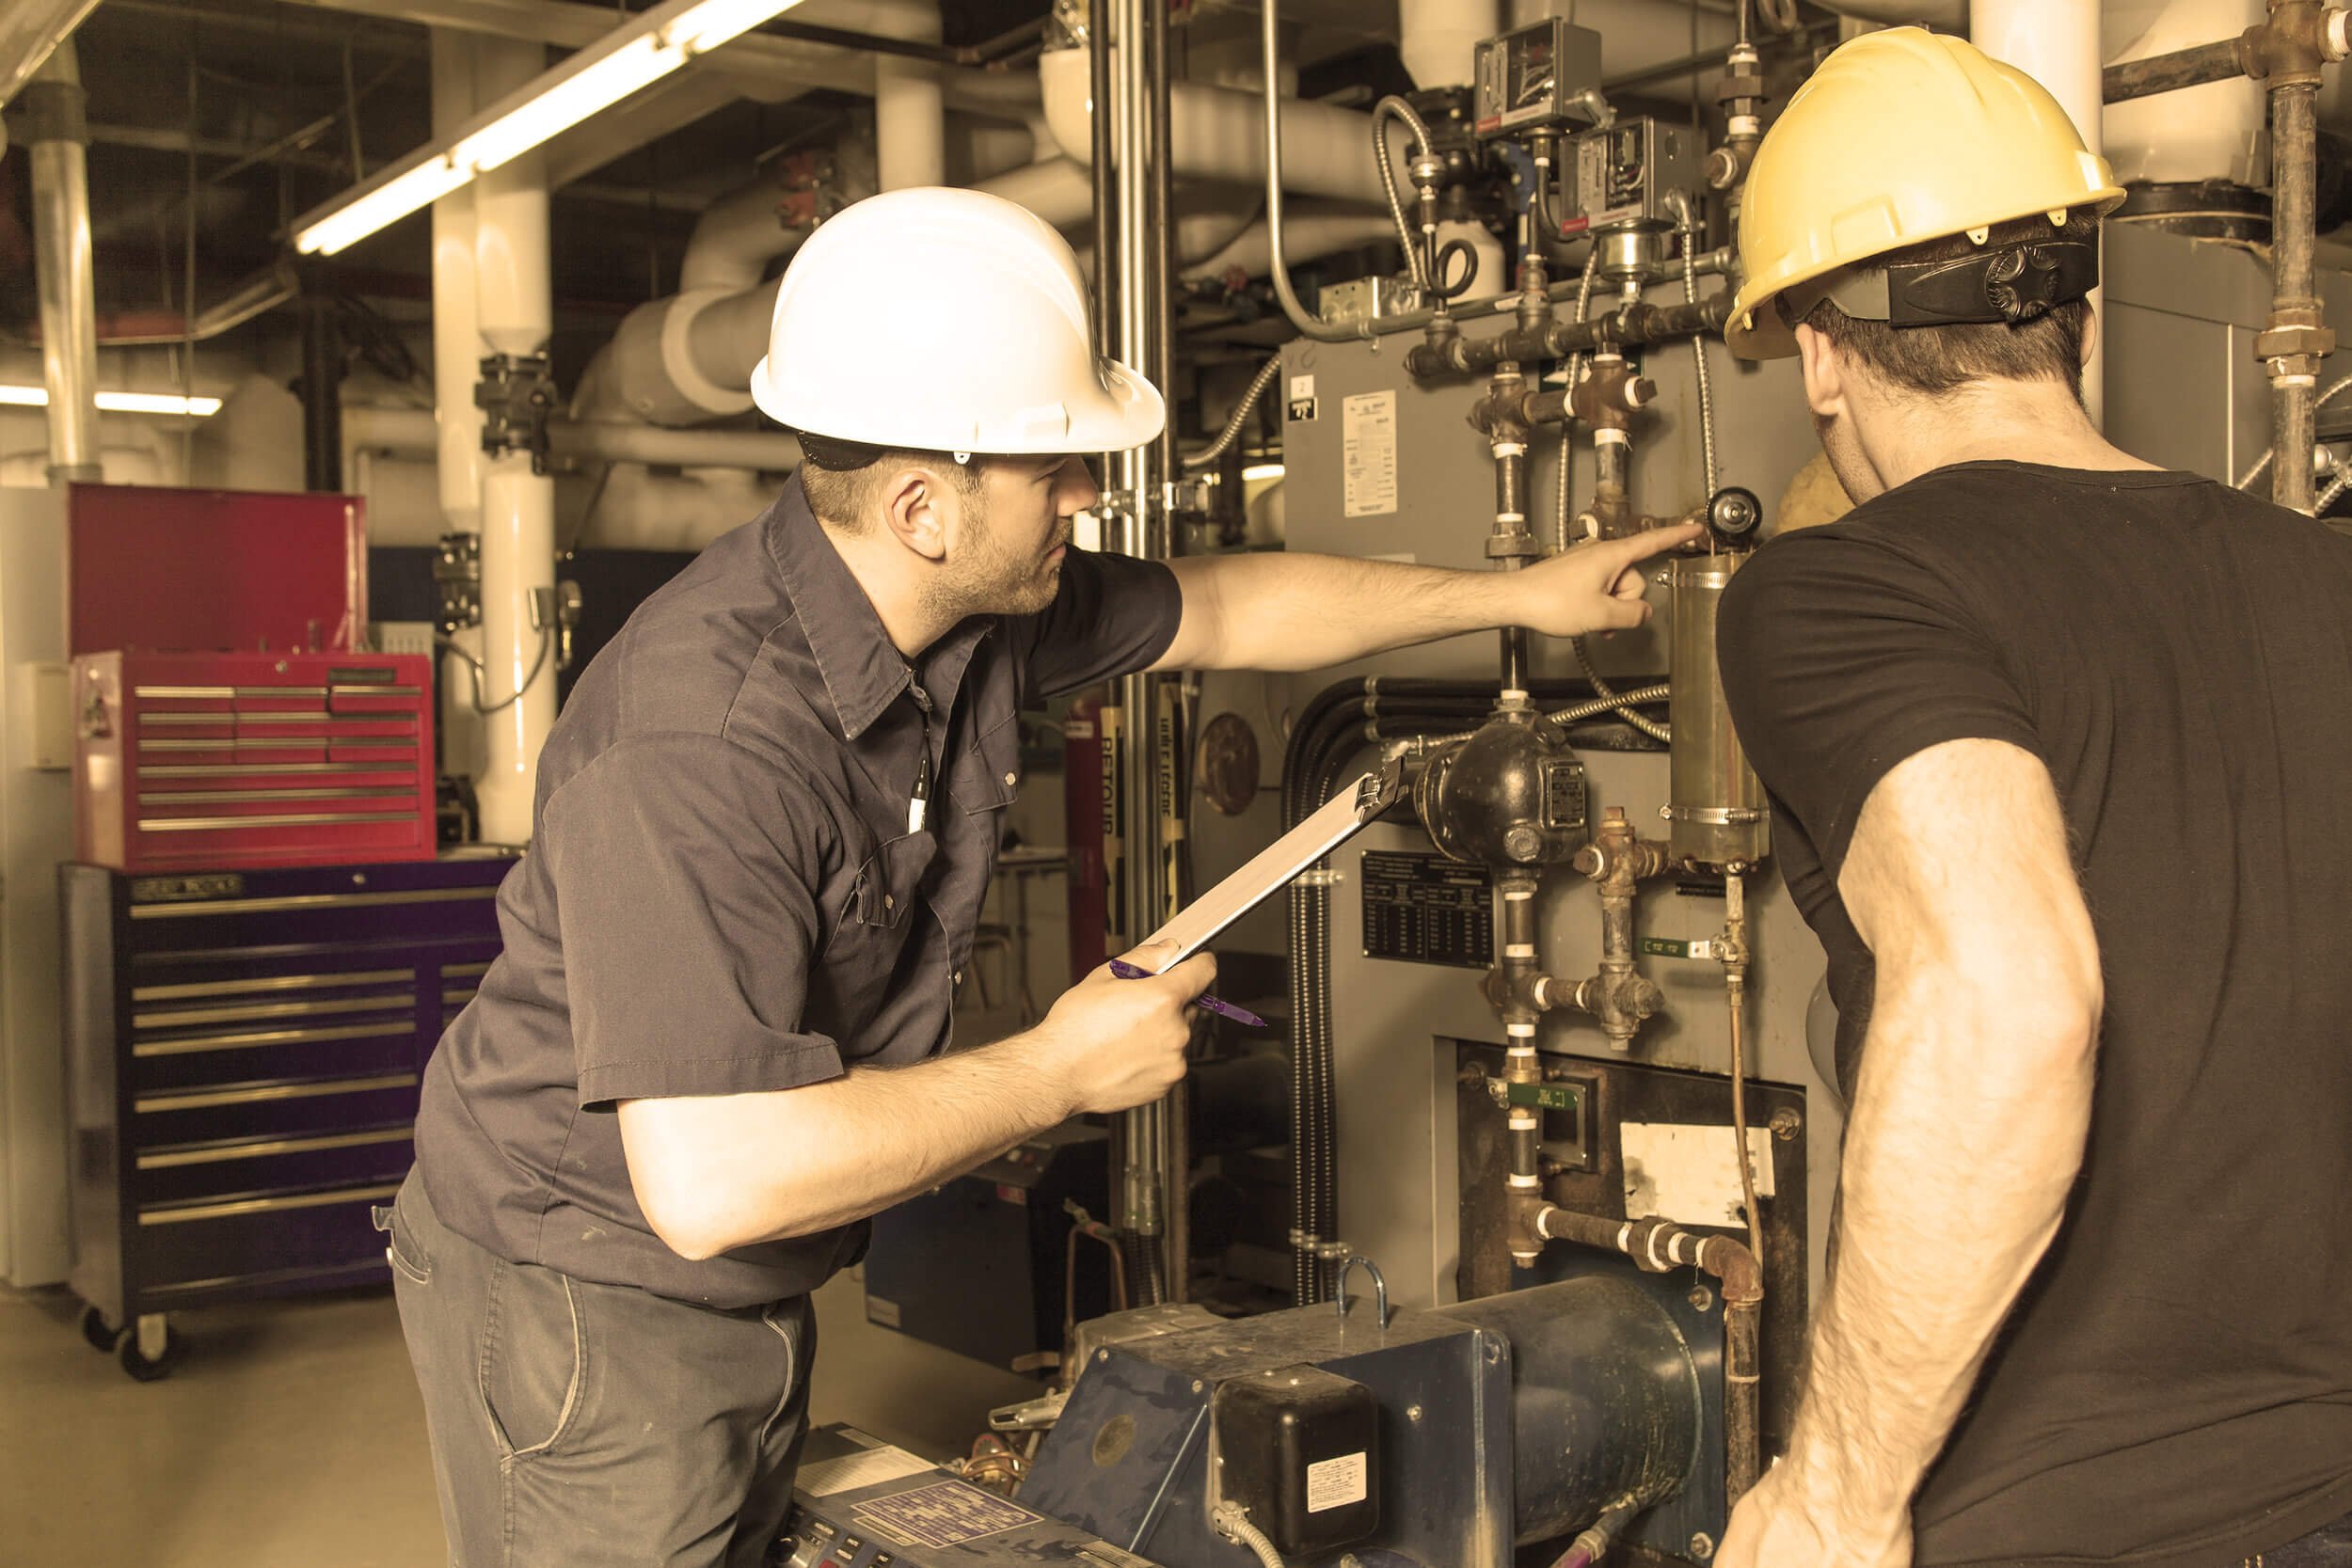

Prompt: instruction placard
[1306,1451,1370,1513]
[1342,390,1398,517]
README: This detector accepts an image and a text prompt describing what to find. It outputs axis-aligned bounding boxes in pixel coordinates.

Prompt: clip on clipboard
[1128,757,1406,973]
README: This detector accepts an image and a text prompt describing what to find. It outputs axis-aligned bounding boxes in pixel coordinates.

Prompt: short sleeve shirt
[413,475,1182,1308]
[1717,463,2352,1567]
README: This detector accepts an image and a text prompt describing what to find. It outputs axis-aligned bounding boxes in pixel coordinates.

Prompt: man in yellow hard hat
[1712,26,2352,1568]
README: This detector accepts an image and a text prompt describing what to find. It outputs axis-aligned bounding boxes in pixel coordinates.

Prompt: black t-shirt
[1717,462,2352,1568]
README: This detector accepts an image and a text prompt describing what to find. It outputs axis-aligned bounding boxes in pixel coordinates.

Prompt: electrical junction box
[1318,274,1422,330]
[1211,1365,1382,1556]
[1558,119,1703,235]
[1471,19,1605,138]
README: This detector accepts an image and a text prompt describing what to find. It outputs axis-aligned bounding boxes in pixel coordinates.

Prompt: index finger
[1585,521,1703,571]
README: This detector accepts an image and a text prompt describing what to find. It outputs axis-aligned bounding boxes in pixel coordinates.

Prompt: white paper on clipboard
[1135,767,1400,971]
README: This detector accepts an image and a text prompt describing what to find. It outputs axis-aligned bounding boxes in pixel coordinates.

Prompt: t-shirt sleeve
[544,734,846,1108]
[1716,530,2042,880]
[1012,546,1183,700]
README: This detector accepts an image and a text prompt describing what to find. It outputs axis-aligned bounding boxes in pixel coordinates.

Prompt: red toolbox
[73,651,436,871]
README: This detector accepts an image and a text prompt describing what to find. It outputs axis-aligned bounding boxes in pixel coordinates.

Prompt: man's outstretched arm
[1720,738,2103,1568]
[1152,524,1701,673]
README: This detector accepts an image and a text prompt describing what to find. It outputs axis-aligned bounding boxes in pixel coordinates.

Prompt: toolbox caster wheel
[118,1320,183,1382]
[80,1305,120,1353]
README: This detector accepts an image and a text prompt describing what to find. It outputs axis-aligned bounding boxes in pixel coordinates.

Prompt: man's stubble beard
[919,493,1067,624]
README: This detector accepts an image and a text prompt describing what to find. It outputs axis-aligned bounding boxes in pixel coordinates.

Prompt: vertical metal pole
[2268,78,2323,514]
[24,40,100,484]
[298,261,344,492]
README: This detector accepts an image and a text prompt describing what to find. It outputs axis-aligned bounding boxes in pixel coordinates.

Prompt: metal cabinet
[61,854,514,1377]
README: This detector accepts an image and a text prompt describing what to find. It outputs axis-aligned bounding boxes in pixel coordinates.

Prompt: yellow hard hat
[1727,27,2125,359]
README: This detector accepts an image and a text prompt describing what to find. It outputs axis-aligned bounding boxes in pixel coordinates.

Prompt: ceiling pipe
[433,28,484,536]
[1402,0,1499,88]
[22,38,99,483]
[1038,42,1387,205]
[873,0,947,190]
[346,403,803,469]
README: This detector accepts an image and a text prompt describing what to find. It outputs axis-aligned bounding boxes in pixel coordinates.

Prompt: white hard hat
[751,187,1165,455]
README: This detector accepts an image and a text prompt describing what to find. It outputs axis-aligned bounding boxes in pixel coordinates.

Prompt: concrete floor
[0,1265,1036,1568]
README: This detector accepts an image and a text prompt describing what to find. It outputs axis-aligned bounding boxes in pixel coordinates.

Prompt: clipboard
[1135,758,1406,971]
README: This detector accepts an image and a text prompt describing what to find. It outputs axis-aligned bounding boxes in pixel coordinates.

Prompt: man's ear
[2076,302,2100,370]
[878,467,949,562]
[1794,321,1848,423]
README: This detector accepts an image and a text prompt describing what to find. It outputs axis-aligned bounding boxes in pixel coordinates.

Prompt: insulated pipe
[472,36,557,847]
[430,27,482,534]
[1040,43,1387,206]
[23,40,99,483]
[1974,0,2106,424]
[1401,0,1498,88]
[678,180,796,293]
[346,402,803,470]
[874,1,946,189]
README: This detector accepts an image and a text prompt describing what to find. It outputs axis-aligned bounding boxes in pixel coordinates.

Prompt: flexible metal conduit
[1184,356,1280,472]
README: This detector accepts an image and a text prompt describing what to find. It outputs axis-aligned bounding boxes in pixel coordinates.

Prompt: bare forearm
[619,1034,1071,1259]
[1164,551,1535,672]
[1788,983,2095,1511]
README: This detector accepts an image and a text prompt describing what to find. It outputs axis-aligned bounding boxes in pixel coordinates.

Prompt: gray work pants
[380,1170,814,1568]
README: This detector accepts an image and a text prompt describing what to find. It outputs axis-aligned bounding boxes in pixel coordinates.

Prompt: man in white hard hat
[385,186,1696,1566]
[1710,28,2352,1568]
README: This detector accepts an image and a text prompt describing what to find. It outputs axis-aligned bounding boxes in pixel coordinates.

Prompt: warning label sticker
[1342,391,1398,518]
[798,1444,934,1497]
[853,1481,1041,1548]
[1305,1451,1370,1513]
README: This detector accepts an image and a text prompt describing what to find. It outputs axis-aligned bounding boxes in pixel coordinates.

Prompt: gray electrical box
[1471,19,1604,138]
[1559,119,1702,234]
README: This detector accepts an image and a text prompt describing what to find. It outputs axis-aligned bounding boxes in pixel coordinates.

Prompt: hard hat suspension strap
[1788,239,2099,332]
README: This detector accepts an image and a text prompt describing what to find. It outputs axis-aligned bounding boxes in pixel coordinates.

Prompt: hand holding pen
[1108,956,1265,1028]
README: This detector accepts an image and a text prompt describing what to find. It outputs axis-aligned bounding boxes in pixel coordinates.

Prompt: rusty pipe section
[1408,293,1736,381]
[1562,806,1669,1052]
[2266,71,2330,513]
[1520,1201,1764,1505]
[2101,2,2350,103]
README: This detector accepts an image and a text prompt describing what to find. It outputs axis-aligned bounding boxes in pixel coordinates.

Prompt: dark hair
[1777,209,2100,402]
[798,436,981,531]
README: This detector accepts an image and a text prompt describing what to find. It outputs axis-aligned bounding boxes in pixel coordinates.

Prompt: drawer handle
[132,888,497,919]
[135,995,415,1030]
[132,1022,411,1058]
[134,1073,416,1113]
[138,1181,405,1227]
[134,968,414,1003]
[138,811,418,832]
[138,1127,414,1170]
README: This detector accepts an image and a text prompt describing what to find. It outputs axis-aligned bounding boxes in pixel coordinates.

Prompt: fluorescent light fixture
[0,386,221,417]
[1242,463,1287,483]
[293,0,808,256]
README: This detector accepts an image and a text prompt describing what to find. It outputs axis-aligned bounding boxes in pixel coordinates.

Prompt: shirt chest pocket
[829,830,937,944]
[946,713,1020,821]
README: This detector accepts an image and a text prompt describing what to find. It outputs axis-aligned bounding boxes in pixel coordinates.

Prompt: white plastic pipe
[429,28,482,533]
[1180,205,1402,284]
[1974,0,2106,425]
[1401,0,1498,89]
[470,35,556,847]
[1039,44,1386,205]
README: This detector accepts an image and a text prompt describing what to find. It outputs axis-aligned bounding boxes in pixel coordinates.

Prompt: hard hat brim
[750,353,1167,456]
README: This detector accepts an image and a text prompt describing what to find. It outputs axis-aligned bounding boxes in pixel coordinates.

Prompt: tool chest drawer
[73,650,437,872]
[63,856,513,1330]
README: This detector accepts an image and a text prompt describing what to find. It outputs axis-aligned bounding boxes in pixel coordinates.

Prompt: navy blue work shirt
[414,474,1181,1307]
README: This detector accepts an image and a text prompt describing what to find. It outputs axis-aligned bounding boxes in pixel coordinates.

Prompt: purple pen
[1106,958,1267,1028]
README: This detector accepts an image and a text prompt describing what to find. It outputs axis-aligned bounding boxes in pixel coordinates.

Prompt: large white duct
[871,0,946,189]
[1181,205,1403,284]
[1975,0,2106,424]
[1039,44,1386,205]
[2104,0,2267,185]
[1402,0,1500,89]
[430,28,481,534]
[469,36,557,847]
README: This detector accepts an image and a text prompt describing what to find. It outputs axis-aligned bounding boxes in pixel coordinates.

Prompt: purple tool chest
[61,853,515,1373]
